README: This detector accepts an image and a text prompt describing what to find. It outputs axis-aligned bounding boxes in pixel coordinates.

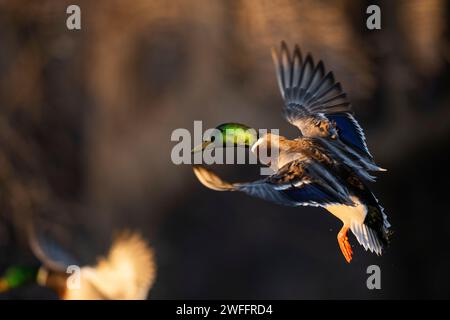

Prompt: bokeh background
[0,0,449,299]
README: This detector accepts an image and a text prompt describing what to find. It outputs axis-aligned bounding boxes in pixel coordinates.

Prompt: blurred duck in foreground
[192,42,392,263]
[0,230,156,299]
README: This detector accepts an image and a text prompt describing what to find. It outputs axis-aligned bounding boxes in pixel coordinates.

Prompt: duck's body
[194,131,390,262]
[191,42,392,263]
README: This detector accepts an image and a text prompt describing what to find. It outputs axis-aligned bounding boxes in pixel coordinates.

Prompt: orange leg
[337,226,353,263]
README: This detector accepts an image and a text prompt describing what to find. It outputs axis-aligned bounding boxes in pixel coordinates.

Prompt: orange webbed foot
[337,226,353,263]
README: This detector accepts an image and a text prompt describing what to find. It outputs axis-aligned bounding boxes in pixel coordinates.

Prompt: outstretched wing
[27,223,79,272]
[271,41,372,158]
[193,159,354,208]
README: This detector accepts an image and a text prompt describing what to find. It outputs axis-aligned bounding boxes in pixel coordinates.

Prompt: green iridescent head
[0,266,38,292]
[192,123,258,153]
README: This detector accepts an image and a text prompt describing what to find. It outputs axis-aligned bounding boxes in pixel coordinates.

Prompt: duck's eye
[319,127,324,132]
[210,136,216,142]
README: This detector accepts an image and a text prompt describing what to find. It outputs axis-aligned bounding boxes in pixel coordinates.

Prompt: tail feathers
[370,192,392,239]
[350,221,384,256]
[375,196,391,229]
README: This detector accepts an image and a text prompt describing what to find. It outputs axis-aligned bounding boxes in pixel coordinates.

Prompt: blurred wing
[193,161,353,207]
[87,231,156,300]
[28,224,79,272]
[271,41,372,157]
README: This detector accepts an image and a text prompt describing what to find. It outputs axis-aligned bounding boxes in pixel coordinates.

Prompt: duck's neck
[36,267,70,298]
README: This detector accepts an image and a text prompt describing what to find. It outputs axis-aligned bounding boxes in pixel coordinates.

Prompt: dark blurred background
[0,0,449,299]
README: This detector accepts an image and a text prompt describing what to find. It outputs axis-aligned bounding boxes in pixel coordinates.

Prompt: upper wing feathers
[326,113,372,158]
[272,41,378,166]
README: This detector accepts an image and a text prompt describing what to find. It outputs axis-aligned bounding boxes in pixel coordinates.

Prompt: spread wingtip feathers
[193,165,234,191]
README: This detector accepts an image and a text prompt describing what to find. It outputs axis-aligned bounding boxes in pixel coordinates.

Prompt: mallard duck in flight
[0,230,156,299]
[191,42,391,263]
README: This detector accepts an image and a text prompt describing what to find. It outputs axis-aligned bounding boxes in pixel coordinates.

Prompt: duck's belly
[325,196,367,225]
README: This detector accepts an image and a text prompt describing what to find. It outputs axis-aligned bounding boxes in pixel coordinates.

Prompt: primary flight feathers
[271,42,381,171]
